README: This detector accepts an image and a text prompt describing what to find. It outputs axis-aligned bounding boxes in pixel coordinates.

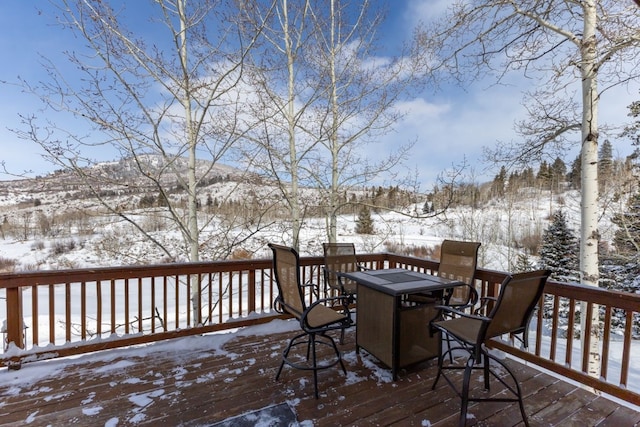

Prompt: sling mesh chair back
[438,240,481,310]
[322,242,363,298]
[269,243,352,399]
[322,242,366,344]
[430,269,551,427]
[408,240,480,309]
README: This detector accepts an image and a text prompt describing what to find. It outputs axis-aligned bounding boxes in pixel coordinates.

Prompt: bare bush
[36,211,53,237]
[51,239,77,255]
[19,262,39,272]
[383,241,436,259]
[0,256,17,272]
[142,213,167,232]
[230,248,252,260]
[519,232,542,256]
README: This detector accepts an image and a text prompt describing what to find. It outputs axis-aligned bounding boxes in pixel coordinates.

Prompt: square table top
[338,268,463,296]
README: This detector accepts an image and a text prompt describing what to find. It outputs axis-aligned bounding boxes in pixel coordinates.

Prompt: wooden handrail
[1,252,638,407]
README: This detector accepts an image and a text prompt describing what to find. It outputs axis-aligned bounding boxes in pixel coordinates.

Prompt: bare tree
[239,0,324,251]
[416,0,640,378]
[307,0,425,243]
[241,0,437,249]
[13,0,266,262]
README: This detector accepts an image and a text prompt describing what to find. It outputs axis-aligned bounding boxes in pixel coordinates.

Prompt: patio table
[338,268,464,380]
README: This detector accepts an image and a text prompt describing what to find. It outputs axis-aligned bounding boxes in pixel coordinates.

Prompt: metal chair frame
[430,269,551,427]
[269,243,352,399]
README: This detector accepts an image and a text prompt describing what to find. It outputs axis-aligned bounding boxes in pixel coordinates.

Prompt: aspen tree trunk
[327,0,339,244]
[579,0,601,378]
[282,0,302,251]
[175,0,201,323]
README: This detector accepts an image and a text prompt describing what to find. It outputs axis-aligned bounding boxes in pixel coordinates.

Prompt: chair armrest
[274,295,285,314]
[443,283,478,307]
[474,296,497,315]
[433,305,491,322]
[302,280,320,298]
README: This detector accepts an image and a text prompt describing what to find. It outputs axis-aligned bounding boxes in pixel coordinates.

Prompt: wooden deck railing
[1,253,638,407]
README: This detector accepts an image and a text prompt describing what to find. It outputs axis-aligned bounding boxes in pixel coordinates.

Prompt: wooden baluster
[248,269,256,314]
[49,284,55,345]
[138,278,143,333]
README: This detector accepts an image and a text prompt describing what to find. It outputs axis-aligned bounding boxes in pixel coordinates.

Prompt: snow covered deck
[1,322,638,426]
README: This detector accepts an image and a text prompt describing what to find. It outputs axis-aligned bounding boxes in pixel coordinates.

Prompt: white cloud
[404,0,454,26]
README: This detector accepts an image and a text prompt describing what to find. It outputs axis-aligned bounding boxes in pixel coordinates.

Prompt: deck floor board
[0,324,638,426]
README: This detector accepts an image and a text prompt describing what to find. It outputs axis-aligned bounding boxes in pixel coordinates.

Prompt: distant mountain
[0,155,250,207]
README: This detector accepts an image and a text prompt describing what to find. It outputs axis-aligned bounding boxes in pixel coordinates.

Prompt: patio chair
[430,269,551,427]
[268,243,353,399]
[322,242,367,344]
[322,242,366,299]
[409,240,481,309]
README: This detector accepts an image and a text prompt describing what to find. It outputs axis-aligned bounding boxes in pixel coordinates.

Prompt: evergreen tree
[551,157,567,193]
[355,206,374,234]
[538,209,580,334]
[537,161,552,191]
[514,252,535,273]
[568,155,581,189]
[538,209,580,283]
[491,166,507,198]
[598,140,613,193]
[522,167,535,187]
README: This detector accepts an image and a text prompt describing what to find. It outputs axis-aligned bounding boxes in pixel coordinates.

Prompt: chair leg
[276,335,296,381]
[445,333,454,363]
[459,356,475,427]
[483,352,490,390]
[311,335,319,399]
[486,352,529,427]
[275,358,286,381]
[277,331,345,399]
[339,294,355,345]
[517,384,530,427]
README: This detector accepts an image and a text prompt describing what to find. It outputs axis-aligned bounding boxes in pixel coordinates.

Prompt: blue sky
[1,1,638,188]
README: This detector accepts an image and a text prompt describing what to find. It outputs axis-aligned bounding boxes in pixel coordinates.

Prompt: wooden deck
[1,321,639,427]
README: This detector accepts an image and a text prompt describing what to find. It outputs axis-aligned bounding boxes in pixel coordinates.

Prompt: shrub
[230,248,252,260]
[0,256,17,272]
[355,206,374,234]
[51,239,77,255]
[383,241,435,258]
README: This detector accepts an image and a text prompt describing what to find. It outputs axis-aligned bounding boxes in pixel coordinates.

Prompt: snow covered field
[1,183,638,420]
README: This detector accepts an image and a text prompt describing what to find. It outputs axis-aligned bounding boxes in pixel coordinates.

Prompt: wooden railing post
[5,287,24,350]
[4,286,24,369]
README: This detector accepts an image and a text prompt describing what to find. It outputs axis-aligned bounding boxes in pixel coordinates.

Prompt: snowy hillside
[0,157,611,274]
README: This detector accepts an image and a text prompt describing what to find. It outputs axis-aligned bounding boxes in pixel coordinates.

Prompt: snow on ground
[0,319,435,426]
[0,185,637,422]
[1,317,637,426]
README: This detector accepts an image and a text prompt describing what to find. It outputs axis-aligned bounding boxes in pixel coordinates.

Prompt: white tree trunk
[176,0,201,324]
[328,0,339,244]
[282,0,302,251]
[579,0,600,378]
